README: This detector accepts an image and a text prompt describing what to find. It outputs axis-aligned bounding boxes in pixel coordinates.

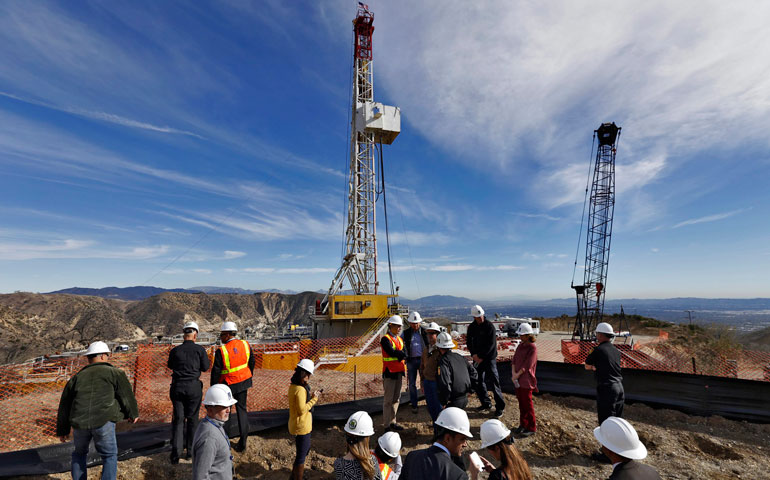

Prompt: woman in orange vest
[380,315,406,431]
[210,321,255,452]
[288,359,321,480]
[372,431,402,479]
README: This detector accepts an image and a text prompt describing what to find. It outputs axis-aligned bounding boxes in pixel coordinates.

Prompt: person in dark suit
[436,332,477,409]
[400,407,473,480]
[167,321,210,464]
[594,417,662,480]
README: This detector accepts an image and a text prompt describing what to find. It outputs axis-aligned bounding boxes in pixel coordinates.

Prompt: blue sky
[1,1,769,300]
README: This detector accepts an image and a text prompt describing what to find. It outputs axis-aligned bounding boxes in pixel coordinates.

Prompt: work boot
[412,406,419,414]
[388,423,405,432]
[493,409,504,418]
[519,430,535,437]
[475,404,491,412]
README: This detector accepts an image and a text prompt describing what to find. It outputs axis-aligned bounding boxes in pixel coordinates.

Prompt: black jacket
[401,445,468,480]
[168,340,210,385]
[437,351,478,406]
[466,318,497,361]
[609,460,662,480]
[403,327,428,358]
[210,339,256,394]
[585,341,623,386]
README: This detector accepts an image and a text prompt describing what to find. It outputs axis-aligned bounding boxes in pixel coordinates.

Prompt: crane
[311,3,403,339]
[570,122,621,341]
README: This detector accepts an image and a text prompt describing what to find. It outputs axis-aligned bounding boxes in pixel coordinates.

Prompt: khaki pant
[382,375,403,426]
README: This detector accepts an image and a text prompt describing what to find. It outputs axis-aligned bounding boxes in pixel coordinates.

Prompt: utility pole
[685,310,694,325]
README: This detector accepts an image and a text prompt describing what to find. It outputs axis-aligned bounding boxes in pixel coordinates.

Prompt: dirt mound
[12,392,770,480]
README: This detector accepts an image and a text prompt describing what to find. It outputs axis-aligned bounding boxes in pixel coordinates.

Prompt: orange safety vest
[381,333,405,374]
[372,452,393,480]
[219,339,252,385]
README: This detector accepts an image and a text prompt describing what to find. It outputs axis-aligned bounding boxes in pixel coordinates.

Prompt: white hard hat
[84,341,110,356]
[424,322,441,333]
[387,315,403,327]
[203,384,238,407]
[220,321,238,332]
[436,331,455,349]
[593,417,647,460]
[516,323,534,336]
[435,407,472,438]
[595,322,615,336]
[297,359,315,375]
[480,419,512,448]
[377,431,402,458]
[471,305,485,317]
[407,311,422,324]
[183,321,199,332]
[344,411,375,437]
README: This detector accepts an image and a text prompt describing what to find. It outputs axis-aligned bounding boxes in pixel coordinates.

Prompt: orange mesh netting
[0,332,768,453]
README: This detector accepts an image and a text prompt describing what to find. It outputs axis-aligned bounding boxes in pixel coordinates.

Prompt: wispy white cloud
[278,253,308,260]
[430,264,524,272]
[514,212,562,221]
[0,239,169,260]
[226,267,335,274]
[0,91,205,138]
[672,208,747,229]
[388,231,452,246]
[224,250,246,259]
[162,268,212,275]
[523,252,568,261]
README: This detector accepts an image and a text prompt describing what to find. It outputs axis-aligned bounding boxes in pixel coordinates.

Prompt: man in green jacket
[56,341,139,480]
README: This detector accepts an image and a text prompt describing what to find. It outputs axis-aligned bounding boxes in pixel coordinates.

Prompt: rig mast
[571,122,621,341]
[312,4,401,338]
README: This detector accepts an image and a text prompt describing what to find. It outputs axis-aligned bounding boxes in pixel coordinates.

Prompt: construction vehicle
[310,3,405,340]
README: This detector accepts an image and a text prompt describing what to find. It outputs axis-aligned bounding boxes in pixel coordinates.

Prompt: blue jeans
[422,379,442,421]
[406,357,422,408]
[294,432,311,466]
[72,421,118,480]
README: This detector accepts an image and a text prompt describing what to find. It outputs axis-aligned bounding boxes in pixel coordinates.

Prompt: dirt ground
[13,392,770,480]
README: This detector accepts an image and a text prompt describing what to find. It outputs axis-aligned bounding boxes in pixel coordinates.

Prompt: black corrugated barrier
[0,393,411,477]
[498,360,770,423]
[3,360,770,477]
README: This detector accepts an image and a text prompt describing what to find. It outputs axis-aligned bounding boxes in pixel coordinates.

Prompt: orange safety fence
[1,332,768,453]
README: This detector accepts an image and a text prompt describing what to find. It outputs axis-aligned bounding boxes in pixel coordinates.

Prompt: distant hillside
[125,291,322,337]
[47,286,201,300]
[0,291,323,364]
[407,295,477,308]
[0,293,143,364]
[191,286,298,295]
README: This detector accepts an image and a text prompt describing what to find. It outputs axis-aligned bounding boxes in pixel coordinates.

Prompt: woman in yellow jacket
[288,359,321,480]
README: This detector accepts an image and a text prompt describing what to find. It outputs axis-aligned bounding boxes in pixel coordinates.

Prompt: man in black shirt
[436,332,477,409]
[466,305,505,417]
[585,322,624,426]
[167,321,210,464]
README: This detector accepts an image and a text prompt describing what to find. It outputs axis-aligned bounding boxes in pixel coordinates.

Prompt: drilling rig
[567,122,621,348]
[311,3,403,339]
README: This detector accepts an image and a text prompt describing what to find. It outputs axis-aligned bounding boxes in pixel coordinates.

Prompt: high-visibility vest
[219,339,252,385]
[381,333,405,374]
[372,452,393,480]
